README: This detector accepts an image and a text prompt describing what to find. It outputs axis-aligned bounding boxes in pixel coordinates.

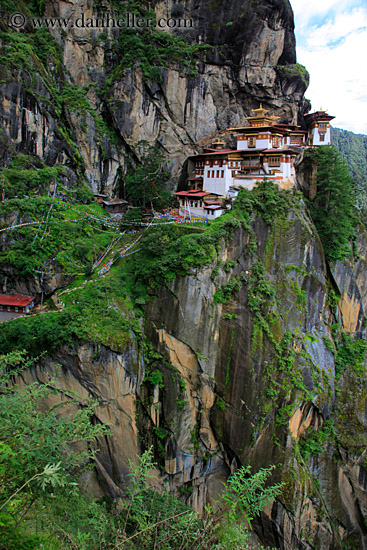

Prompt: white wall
[312,127,331,145]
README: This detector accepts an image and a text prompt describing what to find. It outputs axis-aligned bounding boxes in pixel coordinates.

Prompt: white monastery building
[174,106,334,219]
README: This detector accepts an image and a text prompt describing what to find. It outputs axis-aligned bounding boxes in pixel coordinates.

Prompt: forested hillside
[331,127,367,211]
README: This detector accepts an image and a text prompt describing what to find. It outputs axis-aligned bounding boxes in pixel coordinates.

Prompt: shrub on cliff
[0,351,109,549]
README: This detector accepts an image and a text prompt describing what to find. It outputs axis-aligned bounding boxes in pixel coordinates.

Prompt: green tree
[307,146,356,263]
[0,351,109,549]
[125,141,170,209]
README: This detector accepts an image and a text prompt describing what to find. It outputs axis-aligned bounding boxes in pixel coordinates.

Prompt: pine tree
[125,141,171,209]
[307,146,356,263]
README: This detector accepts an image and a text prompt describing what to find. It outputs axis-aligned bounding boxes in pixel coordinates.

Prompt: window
[217,170,220,178]
[248,136,256,148]
[290,136,302,145]
[320,134,325,142]
[221,170,224,178]
[15,307,18,312]
[268,156,281,167]
[0,306,2,311]
[272,136,281,148]
[7,306,11,312]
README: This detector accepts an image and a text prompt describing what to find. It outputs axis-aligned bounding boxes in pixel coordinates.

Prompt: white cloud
[290,1,367,133]
[290,0,356,28]
[290,0,360,30]
[298,27,367,133]
[304,8,367,48]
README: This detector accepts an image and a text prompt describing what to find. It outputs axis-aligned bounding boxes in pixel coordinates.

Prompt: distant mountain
[331,127,367,211]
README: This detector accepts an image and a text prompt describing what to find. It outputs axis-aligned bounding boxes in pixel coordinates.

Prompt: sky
[290,0,367,134]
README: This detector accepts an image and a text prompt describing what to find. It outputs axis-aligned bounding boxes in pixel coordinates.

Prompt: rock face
[20,339,145,497]
[142,204,367,549]
[18,197,367,549]
[4,2,367,549]
[0,0,309,195]
[0,0,309,301]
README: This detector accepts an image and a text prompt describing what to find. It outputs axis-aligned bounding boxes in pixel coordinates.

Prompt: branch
[114,509,191,548]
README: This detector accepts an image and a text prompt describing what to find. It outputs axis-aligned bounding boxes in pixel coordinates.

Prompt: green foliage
[214,276,242,304]
[327,287,340,309]
[0,155,65,199]
[223,260,235,272]
[60,84,116,142]
[322,336,335,353]
[218,464,283,528]
[125,140,171,208]
[247,260,275,317]
[0,13,116,176]
[306,146,357,263]
[118,447,281,549]
[215,396,226,410]
[331,127,367,216]
[0,264,139,355]
[246,261,311,416]
[299,419,336,460]
[0,350,281,549]
[232,179,294,225]
[276,63,310,86]
[106,1,210,83]
[334,331,367,378]
[0,198,113,275]
[0,351,109,549]
[144,368,164,387]
[127,181,295,303]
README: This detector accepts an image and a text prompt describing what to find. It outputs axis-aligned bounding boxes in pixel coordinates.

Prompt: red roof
[0,294,34,307]
[174,191,221,197]
[201,149,238,156]
[204,205,224,210]
[189,149,238,158]
[174,191,210,197]
[264,148,298,154]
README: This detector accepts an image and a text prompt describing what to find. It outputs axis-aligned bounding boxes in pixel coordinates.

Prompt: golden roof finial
[253,103,269,117]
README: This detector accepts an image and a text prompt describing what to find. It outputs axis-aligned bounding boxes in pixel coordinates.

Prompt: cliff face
[143,204,367,549]
[0,0,309,296]
[5,2,367,549]
[0,0,309,196]
[18,196,367,549]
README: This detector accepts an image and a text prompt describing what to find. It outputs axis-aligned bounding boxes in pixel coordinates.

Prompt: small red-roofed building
[0,294,35,314]
[173,190,225,219]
